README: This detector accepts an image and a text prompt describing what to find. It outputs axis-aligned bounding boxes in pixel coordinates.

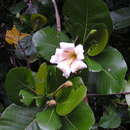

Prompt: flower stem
[52,0,61,32]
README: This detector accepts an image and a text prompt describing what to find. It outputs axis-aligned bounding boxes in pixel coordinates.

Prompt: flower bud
[46,99,57,107]
[63,81,73,88]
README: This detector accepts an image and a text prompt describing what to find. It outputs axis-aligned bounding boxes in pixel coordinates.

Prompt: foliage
[0,0,130,130]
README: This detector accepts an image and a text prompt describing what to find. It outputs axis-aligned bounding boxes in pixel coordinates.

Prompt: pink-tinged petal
[60,42,75,49]
[50,55,58,63]
[75,44,84,60]
[57,61,71,78]
[71,60,87,73]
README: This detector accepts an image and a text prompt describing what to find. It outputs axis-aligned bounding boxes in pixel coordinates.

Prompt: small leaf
[19,89,35,106]
[99,106,121,128]
[62,102,95,130]
[31,14,48,31]
[87,24,109,56]
[5,67,35,104]
[35,63,48,95]
[56,77,87,116]
[5,25,29,45]
[36,109,62,130]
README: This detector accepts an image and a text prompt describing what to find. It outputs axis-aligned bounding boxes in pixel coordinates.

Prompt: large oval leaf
[0,104,41,130]
[5,67,35,104]
[36,109,62,130]
[63,0,112,43]
[32,27,70,61]
[61,102,95,130]
[56,77,87,116]
[87,47,127,94]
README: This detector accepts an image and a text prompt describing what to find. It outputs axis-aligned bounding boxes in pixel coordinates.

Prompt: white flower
[50,42,87,78]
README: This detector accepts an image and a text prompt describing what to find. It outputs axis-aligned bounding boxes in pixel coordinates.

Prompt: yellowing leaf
[5,25,29,45]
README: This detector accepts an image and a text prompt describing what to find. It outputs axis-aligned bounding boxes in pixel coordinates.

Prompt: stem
[87,92,130,97]
[52,0,61,32]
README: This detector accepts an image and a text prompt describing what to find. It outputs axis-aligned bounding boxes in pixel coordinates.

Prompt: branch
[52,0,61,32]
[87,92,130,97]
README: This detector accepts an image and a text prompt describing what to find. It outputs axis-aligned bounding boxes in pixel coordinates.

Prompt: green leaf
[5,67,35,104]
[111,7,130,30]
[36,109,62,130]
[87,24,109,56]
[62,102,95,130]
[125,79,130,107]
[47,65,66,93]
[0,104,41,130]
[31,14,48,31]
[63,0,112,43]
[85,57,103,72]
[35,63,48,95]
[56,77,87,116]
[87,47,127,94]
[19,89,35,106]
[15,35,37,63]
[35,98,45,107]
[99,106,121,128]
[32,27,70,61]
[9,1,26,15]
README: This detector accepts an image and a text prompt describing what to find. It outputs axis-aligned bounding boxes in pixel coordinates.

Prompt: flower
[50,42,87,78]
[5,25,29,45]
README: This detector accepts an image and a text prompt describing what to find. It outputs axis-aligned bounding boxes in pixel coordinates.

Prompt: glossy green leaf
[85,57,103,72]
[0,104,41,130]
[63,0,112,43]
[5,67,35,104]
[35,63,48,95]
[62,102,95,130]
[32,27,70,61]
[87,47,127,94]
[19,89,35,106]
[36,109,62,130]
[87,24,109,56]
[99,106,121,128]
[56,77,87,116]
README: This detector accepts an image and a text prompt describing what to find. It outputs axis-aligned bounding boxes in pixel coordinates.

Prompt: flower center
[67,51,77,65]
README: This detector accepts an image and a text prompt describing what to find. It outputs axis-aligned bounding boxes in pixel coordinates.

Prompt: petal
[75,44,84,60]
[50,48,64,63]
[57,61,71,78]
[50,55,58,63]
[60,42,75,49]
[71,60,87,73]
